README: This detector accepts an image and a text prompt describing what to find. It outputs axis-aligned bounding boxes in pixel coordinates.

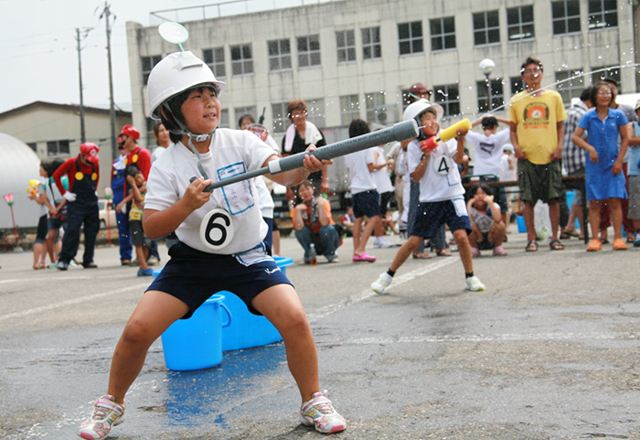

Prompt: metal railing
[150,0,337,25]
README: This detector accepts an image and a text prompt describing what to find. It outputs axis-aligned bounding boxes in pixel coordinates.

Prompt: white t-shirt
[255,176,274,218]
[345,147,377,195]
[372,146,394,194]
[408,136,465,203]
[465,129,511,176]
[145,129,276,255]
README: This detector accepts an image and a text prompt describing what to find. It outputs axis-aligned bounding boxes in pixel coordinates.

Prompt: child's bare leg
[252,284,319,402]
[608,198,623,240]
[453,229,473,274]
[352,217,363,253]
[589,200,602,239]
[389,235,422,272]
[108,291,188,404]
[355,215,380,254]
[489,221,506,247]
[136,245,149,271]
[468,226,481,248]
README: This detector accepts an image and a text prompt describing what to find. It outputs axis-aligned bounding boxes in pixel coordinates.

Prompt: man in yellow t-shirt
[509,56,568,252]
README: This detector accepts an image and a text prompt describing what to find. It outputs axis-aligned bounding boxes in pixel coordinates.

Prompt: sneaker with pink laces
[352,252,376,262]
[300,392,346,434]
[78,395,125,440]
[492,245,508,256]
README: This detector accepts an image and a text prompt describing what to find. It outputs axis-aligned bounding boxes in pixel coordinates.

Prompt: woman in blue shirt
[572,81,629,251]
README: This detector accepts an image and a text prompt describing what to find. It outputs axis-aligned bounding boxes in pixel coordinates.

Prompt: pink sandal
[353,252,376,262]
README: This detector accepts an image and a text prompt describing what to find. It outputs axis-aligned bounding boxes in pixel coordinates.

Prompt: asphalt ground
[1,228,639,440]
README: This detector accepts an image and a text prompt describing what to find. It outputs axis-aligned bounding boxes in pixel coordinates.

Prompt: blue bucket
[221,256,293,351]
[161,294,232,371]
[516,216,526,233]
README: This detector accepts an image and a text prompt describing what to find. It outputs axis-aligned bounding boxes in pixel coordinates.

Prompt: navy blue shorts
[353,190,381,219]
[146,241,292,319]
[410,199,471,238]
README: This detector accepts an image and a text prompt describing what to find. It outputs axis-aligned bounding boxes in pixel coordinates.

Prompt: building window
[476,79,505,113]
[556,69,585,106]
[592,65,620,84]
[203,48,226,79]
[230,44,253,76]
[306,98,326,129]
[365,92,396,125]
[141,55,162,84]
[336,30,356,63]
[272,103,290,134]
[340,95,361,126]
[398,21,423,55]
[433,85,460,117]
[588,0,618,30]
[47,140,70,157]
[473,11,500,46]
[219,109,230,129]
[507,5,535,41]
[297,35,321,68]
[511,77,526,95]
[362,27,381,60]
[268,39,291,72]
[430,17,456,51]
[27,142,37,152]
[234,106,258,126]
[552,1,581,35]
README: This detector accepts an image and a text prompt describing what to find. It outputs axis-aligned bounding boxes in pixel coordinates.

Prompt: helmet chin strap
[163,103,216,185]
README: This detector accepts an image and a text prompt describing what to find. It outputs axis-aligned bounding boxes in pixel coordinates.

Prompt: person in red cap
[51,142,101,270]
[117,125,161,266]
[408,82,432,102]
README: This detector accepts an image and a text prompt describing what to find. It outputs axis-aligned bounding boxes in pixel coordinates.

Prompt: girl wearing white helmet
[371,99,487,294]
[78,51,345,440]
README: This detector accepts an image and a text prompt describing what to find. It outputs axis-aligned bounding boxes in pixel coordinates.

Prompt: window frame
[476,78,505,113]
[555,69,585,106]
[430,16,456,51]
[268,39,292,72]
[336,30,356,63]
[361,27,382,60]
[202,47,226,79]
[398,21,424,55]
[551,0,581,35]
[230,43,254,76]
[507,5,535,41]
[340,95,361,126]
[588,0,618,30]
[46,139,71,157]
[297,35,322,68]
[473,10,501,46]
[432,84,461,117]
[141,55,162,84]
[271,102,291,134]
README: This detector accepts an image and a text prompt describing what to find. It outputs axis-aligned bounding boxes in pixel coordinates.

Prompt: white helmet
[402,98,444,123]
[148,51,226,120]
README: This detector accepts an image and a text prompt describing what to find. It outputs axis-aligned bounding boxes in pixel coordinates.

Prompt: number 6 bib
[199,208,235,251]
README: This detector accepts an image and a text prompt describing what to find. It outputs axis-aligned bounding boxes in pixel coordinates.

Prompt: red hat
[409,82,432,96]
[119,125,140,141]
[80,143,100,163]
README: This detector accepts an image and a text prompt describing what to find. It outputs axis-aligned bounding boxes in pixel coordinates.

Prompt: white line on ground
[307,257,457,321]
[0,282,149,322]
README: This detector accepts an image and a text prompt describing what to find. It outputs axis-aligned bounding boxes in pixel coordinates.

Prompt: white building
[126,0,636,142]
[0,102,132,201]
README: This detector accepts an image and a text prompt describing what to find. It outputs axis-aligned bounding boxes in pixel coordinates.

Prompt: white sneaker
[465,275,486,291]
[371,272,393,294]
[78,394,125,440]
[300,392,346,434]
[373,237,396,248]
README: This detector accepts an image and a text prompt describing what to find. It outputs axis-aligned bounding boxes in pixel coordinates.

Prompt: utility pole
[75,27,92,144]
[99,1,117,160]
